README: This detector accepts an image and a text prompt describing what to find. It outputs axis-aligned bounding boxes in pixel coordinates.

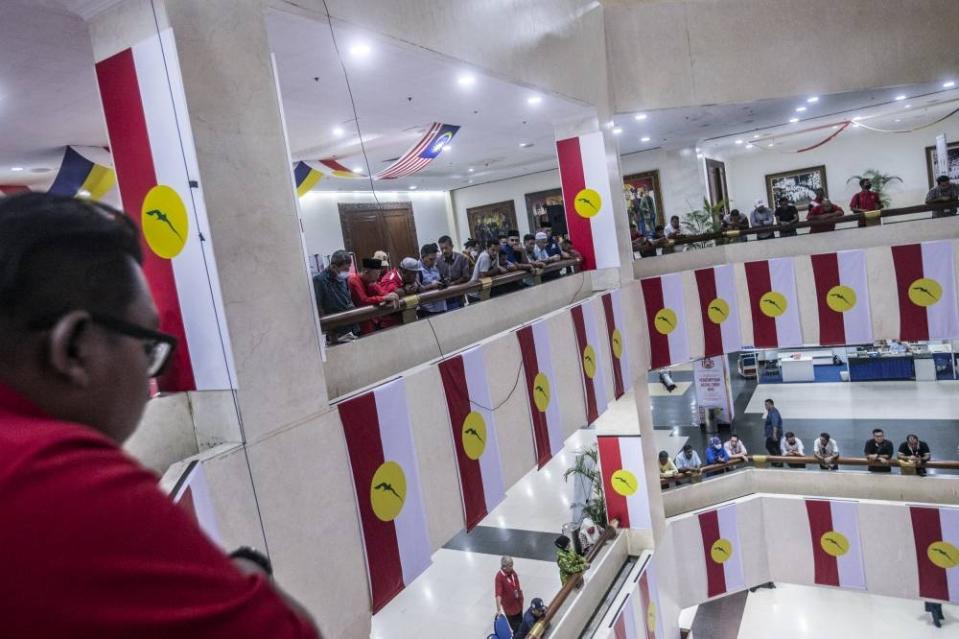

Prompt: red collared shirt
[495,569,524,616]
[0,383,317,639]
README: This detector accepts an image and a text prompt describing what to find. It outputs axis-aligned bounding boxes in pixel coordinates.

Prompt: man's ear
[47,310,94,387]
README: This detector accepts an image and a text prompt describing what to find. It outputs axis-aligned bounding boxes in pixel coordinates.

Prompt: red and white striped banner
[517,320,564,468]
[438,346,506,531]
[571,299,609,425]
[695,265,743,357]
[744,257,802,348]
[810,250,872,345]
[805,499,866,589]
[95,29,235,392]
[638,558,664,638]
[171,461,221,547]
[698,504,745,598]
[612,592,641,639]
[640,274,690,370]
[909,506,959,603]
[598,436,651,531]
[601,290,630,399]
[556,131,620,271]
[892,241,959,341]
[338,378,432,612]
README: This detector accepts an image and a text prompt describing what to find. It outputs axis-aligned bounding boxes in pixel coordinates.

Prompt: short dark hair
[785,431,795,438]
[523,233,535,242]
[507,229,520,237]
[872,428,884,435]
[859,178,870,187]
[683,443,693,452]
[658,450,669,459]
[437,235,453,245]
[670,215,679,221]
[485,239,499,249]
[0,194,143,327]
[330,249,351,268]
[497,234,508,241]
[765,398,774,404]
[779,196,789,203]
[420,243,439,257]
[937,175,951,184]
[907,433,919,442]
[730,209,741,216]
[820,432,830,440]
[464,238,477,248]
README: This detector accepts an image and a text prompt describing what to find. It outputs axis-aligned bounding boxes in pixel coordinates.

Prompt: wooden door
[338,203,418,264]
[705,158,729,214]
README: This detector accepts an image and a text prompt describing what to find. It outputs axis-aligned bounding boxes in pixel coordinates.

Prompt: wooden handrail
[527,518,620,639]
[661,457,747,488]
[318,257,582,332]
[655,199,959,249]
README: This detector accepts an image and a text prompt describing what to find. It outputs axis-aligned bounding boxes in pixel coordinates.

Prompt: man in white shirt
[781,431,805,468]
[723,435,748,461]
[674,444,702,475]
[813,432,839,470]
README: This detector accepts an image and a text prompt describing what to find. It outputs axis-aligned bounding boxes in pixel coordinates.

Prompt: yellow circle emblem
[654,308,677,335]
[611,469,638,496]
[532,372,551,412]
[710,538,733,564]
[820,530,850,557]
[462,411,487,461]
[707,298,730,324]
[646,601,656,631]
[928,540,959,569]
[582,344,597,379]
[909,278,943,307]
[611,328,624,360]
[759,291,788,318]
[826,285,857,313]
[141,184,189,259]
[574,188,602,218]
[370,461,406,522]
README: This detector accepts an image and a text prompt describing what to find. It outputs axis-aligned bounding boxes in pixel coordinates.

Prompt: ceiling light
[519,142,533,148]
[634,113,647,121]
[457,73,476,87]
[696,153,704,159]
[468,167,474,172]
[442,145,452,152]
[527,96,542,105]
[640,136,651,142]
[789,117,800,123]
[944,81,956,88]
[895,94,907,101]
[905,104,912,109]
[604,120,615,129]
[349,43,371,57]
[895,119,902,122]
[795,106,807,113]
[852,116,863,121]
[832,125,839,129]
[695,147,701,152]
[408,185,417,190]
[745,143,755,149]
[767,143,775,147]
[612,127,623,135]
[352,166,363,173]
[332,127,344,137]
[807,96,819,103]
[10,167,23,172]
[735,139,744,145]
[752,134,760,139]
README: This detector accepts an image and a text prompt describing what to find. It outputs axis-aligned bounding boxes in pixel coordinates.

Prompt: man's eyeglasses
[90,314,178,378]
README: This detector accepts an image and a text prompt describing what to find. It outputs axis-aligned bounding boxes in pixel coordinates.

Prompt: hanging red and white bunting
[640,274,690,369]
[892,241,959,341]
[698,504,745,598]
[909,506,959,603]
[597,435,652,531]
[809,250,873,345]
[743,257,802,348]
[517,320,565,468]
[694,264,743,357]
[601,290,630,399]
[805,499,866,589]
[571,299,609,425]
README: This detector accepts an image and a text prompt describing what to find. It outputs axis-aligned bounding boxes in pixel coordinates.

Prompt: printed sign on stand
[693,356,735,424]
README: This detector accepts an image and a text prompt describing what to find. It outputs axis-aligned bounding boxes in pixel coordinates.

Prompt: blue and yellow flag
[48,146,116,201]
[294,161,324,197]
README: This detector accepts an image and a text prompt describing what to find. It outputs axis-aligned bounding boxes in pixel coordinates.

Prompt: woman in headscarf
[705,436,730,465]
[555,535,588,585]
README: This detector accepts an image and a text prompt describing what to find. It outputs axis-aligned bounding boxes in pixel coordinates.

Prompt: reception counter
[847,355,914,381]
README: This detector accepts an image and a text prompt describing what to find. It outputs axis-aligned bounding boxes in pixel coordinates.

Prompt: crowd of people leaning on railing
[634,174,959,257]
[659,401,941,487]
[314,230,582,344]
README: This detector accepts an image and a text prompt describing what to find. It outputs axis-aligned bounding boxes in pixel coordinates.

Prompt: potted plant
[563,445,607,526]
[681,198,728,249]
[847,170,902,208]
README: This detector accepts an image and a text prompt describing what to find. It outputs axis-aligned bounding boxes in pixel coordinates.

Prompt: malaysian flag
[374,122,460,180]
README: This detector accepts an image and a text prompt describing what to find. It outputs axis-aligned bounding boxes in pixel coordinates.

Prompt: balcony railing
[319,258,582,335]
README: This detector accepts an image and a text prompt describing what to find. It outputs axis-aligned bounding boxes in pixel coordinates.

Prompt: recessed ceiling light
[905,104,912,109]
[832,125,839,129]
[795,106,807,112]
[527,96,542,105]
[457,74,476,87]
[696,153,704,159]
[352,166,363,173]
[807,96,819,103]
[468,167,474,172]
[612,127,623,135]
[604,120,615,129]
[695,147,701,153]
[408,185,417,190]
[10,167,23,172]
[944,81,956,88]
[767,143,775,147]
[789,117,800,123]
[332,127,344,137]
[752,134,760,139]
[519,142,533,148]
[640,136,651,142]
[735,139,744,145]
[349,43,371,57]
[634,113,647,121]
[895,119,902,122]
[895,95,907,101]
[745,143,755,149]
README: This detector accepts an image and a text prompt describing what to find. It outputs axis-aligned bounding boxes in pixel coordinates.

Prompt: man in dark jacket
[313,249,359,342]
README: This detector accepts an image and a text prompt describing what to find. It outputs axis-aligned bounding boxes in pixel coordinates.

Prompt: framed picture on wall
[765,165,828,211]
[925,142,959,187]
[466,200,518,244]
[623,170,664,234]
[524,188,564,232]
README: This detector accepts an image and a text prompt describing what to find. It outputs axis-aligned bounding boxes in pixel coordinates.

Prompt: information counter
[847,355,914,381]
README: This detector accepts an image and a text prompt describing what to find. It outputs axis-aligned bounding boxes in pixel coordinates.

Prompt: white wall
[720,119,959,214]
[298,190,455,262]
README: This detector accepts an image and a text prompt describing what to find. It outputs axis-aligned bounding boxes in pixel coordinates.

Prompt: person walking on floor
[925,601,945,628]
[764,399,783,466]
[494,556,524,633]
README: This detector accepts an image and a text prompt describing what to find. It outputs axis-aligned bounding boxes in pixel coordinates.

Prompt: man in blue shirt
[417,243,448,317]
[764,398,783,465]
[513,597,547,639]
[705,437,729,465]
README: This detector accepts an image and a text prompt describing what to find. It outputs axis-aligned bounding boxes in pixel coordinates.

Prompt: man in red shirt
[849,178,882,227]
[807,198,844,233]
[347,257,400,334]
[0,194,319,638]
[495,555,524,632]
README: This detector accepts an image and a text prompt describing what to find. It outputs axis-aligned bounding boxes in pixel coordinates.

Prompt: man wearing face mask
[849,178,881,228]
[313,249,359,343]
